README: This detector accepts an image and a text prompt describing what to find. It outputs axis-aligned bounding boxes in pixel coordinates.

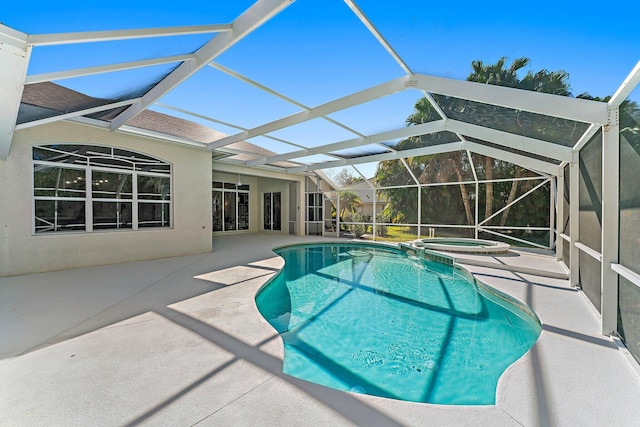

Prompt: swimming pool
[256,243,540,405]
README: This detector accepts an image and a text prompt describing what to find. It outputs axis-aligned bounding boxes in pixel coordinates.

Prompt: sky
[3,0,639,178]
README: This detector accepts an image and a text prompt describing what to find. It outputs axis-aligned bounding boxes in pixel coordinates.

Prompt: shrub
[348,212,367,238]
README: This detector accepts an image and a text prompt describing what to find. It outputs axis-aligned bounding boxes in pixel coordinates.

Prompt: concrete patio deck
[1,233,639,426]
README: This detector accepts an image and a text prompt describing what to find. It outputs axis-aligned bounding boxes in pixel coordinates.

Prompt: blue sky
[6,0,637,96]
[3,0,639,178]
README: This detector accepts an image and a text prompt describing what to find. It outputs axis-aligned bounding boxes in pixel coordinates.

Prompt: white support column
[550,176,556,250]
[417,186,422,239]
[132,171,139,230]
[475,181,479,239]
[297,179,305,236]
[556,166,565,261]
[569,157,580,288]
[601,108,620,336]
[467,149,479,239]
[372,188,377,240]
[336,189,341,237]
[85,168,93,232]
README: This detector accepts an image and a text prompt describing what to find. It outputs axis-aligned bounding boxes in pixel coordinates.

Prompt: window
[212,181,249,232]
[307,193,323,222]
[33,144,171,233]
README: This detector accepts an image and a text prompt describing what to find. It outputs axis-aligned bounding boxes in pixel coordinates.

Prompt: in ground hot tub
[415,237,510,254]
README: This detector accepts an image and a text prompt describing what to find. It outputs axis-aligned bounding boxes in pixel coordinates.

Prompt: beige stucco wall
[0,121,212,277]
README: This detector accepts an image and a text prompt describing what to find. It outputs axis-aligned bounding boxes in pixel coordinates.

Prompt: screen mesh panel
[578,132,602,311]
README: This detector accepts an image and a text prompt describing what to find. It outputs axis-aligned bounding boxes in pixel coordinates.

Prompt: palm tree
[339,190,362,219]
[469,57,529,88]
[466,57,572,224]
[467,57,530,221]
[415,151,474,226]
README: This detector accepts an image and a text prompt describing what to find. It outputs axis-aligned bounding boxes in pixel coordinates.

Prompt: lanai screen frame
[305,157,556,249]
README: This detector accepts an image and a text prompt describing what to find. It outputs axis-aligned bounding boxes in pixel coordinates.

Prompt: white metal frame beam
[244,119,560,175]
[572,123,601,152]
[609,60,640,108]
[286,141,465,173]
[15,98,142,131]
[412,73,609,125]
[208,61,366,139]
[110,0,295,131]
[154,102,308,150]
[463,141,559,176]
[27,24,233,46]
[446,119,574,163]
[26,54,195,84]
[246,119,446,166]
[69,116,206,149]
[0,25,31,159]
[207,73,606,155]
[344,0,412,75]
[0,24,29,49]
[207,75,411,149]
[478,178,551,226]
[71,115,282,159]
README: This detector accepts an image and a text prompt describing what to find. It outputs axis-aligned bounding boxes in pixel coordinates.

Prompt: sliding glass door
[263,192,281,231]
[213,182,249,232]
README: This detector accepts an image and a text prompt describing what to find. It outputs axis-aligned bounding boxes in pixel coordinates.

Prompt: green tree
[339,190,362,219]
[375,155,419,224]
[348,212,367,238]
[469,56,528,88]
[334,168,362,187]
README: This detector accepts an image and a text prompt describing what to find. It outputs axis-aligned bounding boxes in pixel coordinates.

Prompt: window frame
[32,144,172,235]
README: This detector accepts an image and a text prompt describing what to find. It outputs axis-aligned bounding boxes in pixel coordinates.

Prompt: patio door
[263,192,281,231]
[212,182,249,232]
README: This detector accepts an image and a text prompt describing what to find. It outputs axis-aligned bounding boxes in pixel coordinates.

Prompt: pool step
[452,254,570,280]
[398,242,569,280]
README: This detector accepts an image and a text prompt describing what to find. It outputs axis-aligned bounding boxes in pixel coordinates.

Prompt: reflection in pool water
[256,243,540,405]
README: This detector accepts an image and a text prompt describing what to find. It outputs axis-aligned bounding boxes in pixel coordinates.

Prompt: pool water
[256,243,540,405]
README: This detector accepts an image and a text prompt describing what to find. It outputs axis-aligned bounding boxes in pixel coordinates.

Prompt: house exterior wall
[0,121,212,277]
[212,162,304,235]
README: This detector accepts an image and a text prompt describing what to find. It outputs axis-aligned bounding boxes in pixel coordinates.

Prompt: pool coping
[414,237,511,254]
